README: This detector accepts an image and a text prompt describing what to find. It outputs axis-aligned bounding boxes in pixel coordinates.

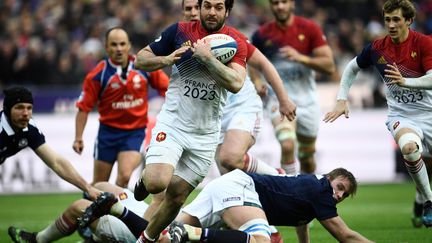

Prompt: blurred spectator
[0,0,428,102]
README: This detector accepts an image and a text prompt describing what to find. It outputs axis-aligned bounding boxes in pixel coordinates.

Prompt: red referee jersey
[76,56,169,130]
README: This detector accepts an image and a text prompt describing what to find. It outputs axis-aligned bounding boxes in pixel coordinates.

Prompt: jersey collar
[0,112,28,135]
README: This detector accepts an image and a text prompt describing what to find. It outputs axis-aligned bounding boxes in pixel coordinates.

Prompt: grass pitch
[1,182,431,242]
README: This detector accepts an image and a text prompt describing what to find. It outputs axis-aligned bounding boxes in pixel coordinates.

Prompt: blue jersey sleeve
[251,30,278,59]
[28,124,46,150]
[149,23,179,56]
[356,43,373,69]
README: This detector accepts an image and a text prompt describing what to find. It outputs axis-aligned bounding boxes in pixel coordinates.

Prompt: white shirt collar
[1,112,28,135]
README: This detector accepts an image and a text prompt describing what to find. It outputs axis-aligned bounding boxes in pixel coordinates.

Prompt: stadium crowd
[0,0,431,90]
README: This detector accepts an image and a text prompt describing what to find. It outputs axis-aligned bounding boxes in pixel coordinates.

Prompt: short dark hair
[382,0,416,20]
[198,0,234,13]
[327,167,357,198]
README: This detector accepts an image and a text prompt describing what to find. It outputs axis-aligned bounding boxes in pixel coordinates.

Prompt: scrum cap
[3,87,33,117]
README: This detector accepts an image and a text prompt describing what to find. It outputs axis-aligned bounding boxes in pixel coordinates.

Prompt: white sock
[110,201,125,218]
[415,190,424,204]
[405,159,432,202]
[244,153,279,175]
[37,214,74,242]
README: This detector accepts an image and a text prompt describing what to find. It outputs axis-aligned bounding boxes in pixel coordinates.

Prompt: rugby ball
[203,33,237,64]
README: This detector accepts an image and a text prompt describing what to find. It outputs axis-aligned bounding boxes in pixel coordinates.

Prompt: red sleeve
[246,42,256,61]
[230,30,247,67]
[420,34,432,71]
[307,20,327,49]
[75,62,104,112]
[149,69,169,97]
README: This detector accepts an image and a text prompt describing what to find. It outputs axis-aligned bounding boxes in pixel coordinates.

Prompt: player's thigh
[175,132,218,188]
[117,151,142,173]
[222,206,267,229]
[144,163,175,189]
[93,215,136,242]
[93,160,113,182]
[219,129,255,157]
[221,98,262,144]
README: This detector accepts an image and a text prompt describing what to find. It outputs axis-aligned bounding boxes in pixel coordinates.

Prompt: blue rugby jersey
[249,173,337,226]
[0,111,45,164]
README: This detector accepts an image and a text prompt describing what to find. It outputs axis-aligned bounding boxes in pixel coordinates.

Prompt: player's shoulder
[370,34,390,51]
[410,29,432,46]
[294,15,319,27]
[86,59,108,79]
[177,21,195,33]
[28,119,44,135]
[223,25,247,41]
[255,21,276,36]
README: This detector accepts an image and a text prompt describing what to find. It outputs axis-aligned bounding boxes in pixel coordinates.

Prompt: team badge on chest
[18,138,28,149]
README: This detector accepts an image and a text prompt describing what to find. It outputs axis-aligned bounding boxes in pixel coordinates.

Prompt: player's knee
[68,199,90,218]
[275,122,296,142]
[397,133,423,162]
[218,149,243,170]
[239,218,271,241]
[115,174,131,188]
[280,138,295,154]
[144,179,169,194]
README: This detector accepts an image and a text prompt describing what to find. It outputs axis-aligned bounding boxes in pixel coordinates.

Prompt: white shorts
[266,95,320,137]
[182,169,262,227]
[93,215,135,243]
[146,122,219,188]
[220,93,263,143]
[386,115,432,156]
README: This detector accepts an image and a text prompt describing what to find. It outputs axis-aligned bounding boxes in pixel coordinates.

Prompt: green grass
[1,182,431,242]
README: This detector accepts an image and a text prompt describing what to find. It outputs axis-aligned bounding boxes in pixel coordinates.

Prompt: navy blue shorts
[94,124,145,164]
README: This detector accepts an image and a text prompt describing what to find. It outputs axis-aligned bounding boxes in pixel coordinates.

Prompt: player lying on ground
[77,168,373,243]
[7,182,170,243]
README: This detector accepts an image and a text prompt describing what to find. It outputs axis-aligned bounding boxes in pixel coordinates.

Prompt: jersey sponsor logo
[111,98,144,109]
[156,132,166,142]
[18,138,28,149]
[155,36,162,42]
[223,196,241,202]
[393,121,400,130]
[377,56,387,64]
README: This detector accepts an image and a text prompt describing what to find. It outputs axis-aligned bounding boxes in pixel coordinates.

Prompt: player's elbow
[227,80,243,93]
[323,63,336,76]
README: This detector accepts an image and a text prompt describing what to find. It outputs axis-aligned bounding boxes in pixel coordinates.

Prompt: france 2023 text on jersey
[149,21,248,134]
[356,29,432,117]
